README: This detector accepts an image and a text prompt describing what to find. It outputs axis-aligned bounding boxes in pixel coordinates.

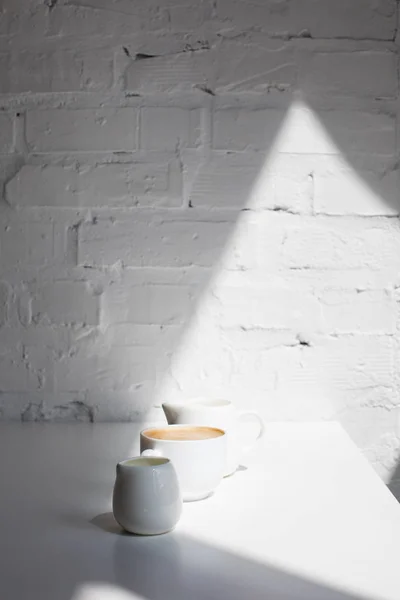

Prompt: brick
[217,211,285,271]
[278,268,397,299]
[2,50,81,93]
[212,109,283,152]
[0,394,28,421]
[187,152,313,212]
[220,328,299,352]
[314,156,399,216]
[78,161,181,208]
[343,387,399,413]
[273,103,396,156]
[48,4,168,38]
[0,349,30,392]
[215,37,296,93]
[256,336,395,418]
[216,0,396,40]
[54,346,157,392]
[316,336,395,391]
[321,289,396,334]
[63,0,177,16]
[0,54,8,92]
[185,153,261,208]
[300,50,397,98]
[0,114,13,153]
[64,0,208,9]
[23,346,55,392]
[18,289,32,328]
[27,109,136,152]
[222,104,397,156]
[78,214,233,268]
[104,283,194,326]
[86,387,156,421]
[0,221,54,266]
[29,281,100,326]
[0,360,30,392]
[79,47,114,92]
[256,153,313,213]
[214,284,322,331]
[0,3,48,38]
[104,324,180,347]
[0,390,94,422]
[0,282,9,327]
[21,398,94,422]
[296,0,396,40]
[169,2,212,30]
[62,0,142,10]
[6,166,75,208]
[228,347,293,406]
[6,161,181,208]
[0,325,70,351]
[1,47,112,94]
[167,323,235,395]
[125,52,213,94]
[315,111,395,157]
[0,158,23,190]
[140,108,201,151]
[282,217,400,271]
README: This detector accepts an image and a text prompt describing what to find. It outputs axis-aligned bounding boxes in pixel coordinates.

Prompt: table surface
[0,422,399,600]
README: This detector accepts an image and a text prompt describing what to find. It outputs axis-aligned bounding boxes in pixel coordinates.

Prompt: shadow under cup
[140,425,227,502]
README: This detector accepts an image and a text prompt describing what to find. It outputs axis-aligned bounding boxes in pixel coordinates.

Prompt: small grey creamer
[112,456,182,536]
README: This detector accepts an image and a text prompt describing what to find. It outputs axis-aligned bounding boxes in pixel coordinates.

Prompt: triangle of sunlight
[148,99,392,424]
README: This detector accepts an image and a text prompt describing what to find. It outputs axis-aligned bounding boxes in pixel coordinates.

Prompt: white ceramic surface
[162,399,265,476]
[112,456,182,535]
[140,425,226,502]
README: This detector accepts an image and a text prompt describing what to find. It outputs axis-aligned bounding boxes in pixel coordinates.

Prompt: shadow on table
[83,513,365,600]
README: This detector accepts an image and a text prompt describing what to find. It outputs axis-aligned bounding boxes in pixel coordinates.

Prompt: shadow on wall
[0,1,399,495]
[388,463,400,500]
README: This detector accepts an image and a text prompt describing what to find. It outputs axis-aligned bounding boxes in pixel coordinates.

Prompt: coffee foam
[143,426,224,441]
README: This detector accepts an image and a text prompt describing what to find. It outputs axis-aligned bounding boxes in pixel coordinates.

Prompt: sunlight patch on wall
[150,100,392,422]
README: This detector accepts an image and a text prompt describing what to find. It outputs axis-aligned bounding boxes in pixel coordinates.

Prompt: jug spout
[162,402,185,424]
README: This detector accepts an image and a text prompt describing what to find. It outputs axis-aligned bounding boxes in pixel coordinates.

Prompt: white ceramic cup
[162,399,265,476]
[140,425,226,502]
[112,456,182,535]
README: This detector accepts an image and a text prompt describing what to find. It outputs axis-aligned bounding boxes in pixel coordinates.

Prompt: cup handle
[141,449,163,458]
[237,411,265,455]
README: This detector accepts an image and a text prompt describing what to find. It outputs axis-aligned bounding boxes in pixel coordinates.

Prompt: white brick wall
[140,107,201,150]
[299,48,397,98]
[0,0,400,490]
[26,109,138,152]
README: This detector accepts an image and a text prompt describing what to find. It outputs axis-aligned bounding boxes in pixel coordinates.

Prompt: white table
[0,422,399,600]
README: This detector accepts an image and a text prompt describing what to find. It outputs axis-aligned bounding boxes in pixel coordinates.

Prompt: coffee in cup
[162,399,265,476]
[140,425,226,502]
[144,426,223,441]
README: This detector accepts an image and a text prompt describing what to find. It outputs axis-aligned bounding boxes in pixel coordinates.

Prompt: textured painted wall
[0,0,399,491]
